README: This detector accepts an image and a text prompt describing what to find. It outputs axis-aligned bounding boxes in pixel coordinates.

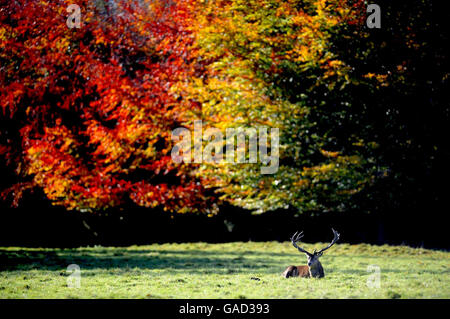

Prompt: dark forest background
[0,190,448,249]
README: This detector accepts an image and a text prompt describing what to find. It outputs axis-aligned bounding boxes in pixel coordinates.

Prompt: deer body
[283,263,324,278]
[283,229,340,279]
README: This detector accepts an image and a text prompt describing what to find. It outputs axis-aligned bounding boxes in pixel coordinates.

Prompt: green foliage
[186,0,381,213]
[185,0,442,215]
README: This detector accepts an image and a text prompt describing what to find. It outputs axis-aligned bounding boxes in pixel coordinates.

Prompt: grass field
[0,242,449,299]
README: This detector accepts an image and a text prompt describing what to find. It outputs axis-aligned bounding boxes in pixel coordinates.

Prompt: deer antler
[316,228,340,254]
[291,231,312,256]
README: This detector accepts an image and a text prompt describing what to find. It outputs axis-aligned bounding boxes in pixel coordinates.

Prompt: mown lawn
[0,242,448,299]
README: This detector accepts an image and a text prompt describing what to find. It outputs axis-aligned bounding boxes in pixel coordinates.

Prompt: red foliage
[0,0,210,212]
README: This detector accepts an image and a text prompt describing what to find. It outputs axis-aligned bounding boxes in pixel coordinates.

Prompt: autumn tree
[1,0,444,219]
[183,0,442,215]
[178,0,373,213]
[0,0,213,213]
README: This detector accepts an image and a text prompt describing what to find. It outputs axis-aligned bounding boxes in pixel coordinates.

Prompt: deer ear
[317,252,323,257]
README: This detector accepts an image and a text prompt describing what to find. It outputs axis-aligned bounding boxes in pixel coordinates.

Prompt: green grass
[0,242,449,299]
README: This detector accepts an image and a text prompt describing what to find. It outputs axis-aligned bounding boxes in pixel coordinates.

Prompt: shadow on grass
[2,248,442,276]
[0,248,295,274]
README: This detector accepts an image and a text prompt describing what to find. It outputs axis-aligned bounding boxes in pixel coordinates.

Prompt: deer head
[292,229,340,272]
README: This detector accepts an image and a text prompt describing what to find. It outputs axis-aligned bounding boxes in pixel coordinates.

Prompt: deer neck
[309,261,324,278]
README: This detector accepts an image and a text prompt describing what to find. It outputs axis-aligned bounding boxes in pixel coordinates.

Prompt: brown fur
[282,254,325,278]
[282,265,311,278]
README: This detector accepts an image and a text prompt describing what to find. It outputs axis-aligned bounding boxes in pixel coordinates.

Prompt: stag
[282,228,340,278]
